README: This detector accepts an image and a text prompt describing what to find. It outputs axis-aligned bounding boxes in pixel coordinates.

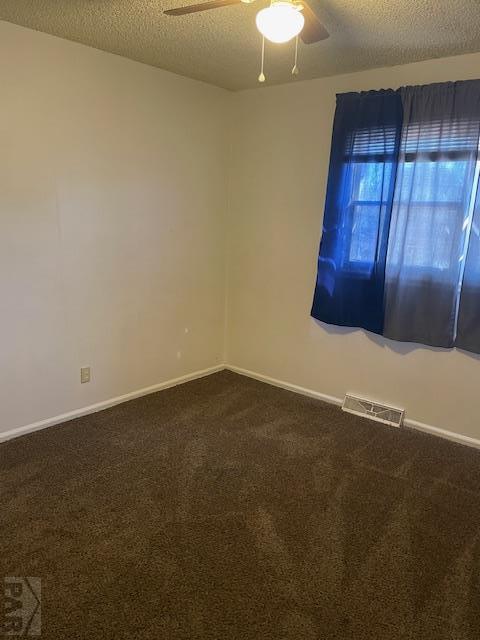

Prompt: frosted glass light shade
[256,2,305,44]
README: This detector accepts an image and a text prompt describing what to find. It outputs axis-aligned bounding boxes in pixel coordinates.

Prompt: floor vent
[342,394,404,428]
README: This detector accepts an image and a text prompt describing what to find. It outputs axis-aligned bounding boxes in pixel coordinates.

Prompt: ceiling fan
[164,0,329,81]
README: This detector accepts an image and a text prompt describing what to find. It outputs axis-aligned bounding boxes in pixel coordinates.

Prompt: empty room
[2,1,480,637]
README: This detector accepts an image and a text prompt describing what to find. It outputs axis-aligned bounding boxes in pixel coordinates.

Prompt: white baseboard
[4,362,480,452]
[226,364,343,407]
[0,364,225,444]
[404,417,480,450]
[225,364,480,451]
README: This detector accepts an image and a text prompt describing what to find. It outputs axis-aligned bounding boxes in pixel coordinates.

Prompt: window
[345,120,480,276]
[344,162,393,268]
[311,80,480,353]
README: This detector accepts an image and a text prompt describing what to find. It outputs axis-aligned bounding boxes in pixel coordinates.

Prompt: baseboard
[225,364,480,451]
[0,364,226,444]
[403,417,480,450]
[226,364,343,407]
[4,362,480,451]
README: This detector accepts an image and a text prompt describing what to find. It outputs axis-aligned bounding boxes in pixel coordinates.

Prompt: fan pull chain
[292,35,299,76]
[258,36,266,83]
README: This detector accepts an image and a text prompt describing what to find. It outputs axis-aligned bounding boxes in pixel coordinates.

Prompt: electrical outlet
[80,367,91,384]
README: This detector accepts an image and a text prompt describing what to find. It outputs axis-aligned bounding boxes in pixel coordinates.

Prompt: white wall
[227,52,480,441]
[3,20,480,444]
[0,21,230,435]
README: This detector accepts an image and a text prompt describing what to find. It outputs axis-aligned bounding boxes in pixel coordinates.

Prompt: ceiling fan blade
[300,1,329,44]
[164,0,242,16]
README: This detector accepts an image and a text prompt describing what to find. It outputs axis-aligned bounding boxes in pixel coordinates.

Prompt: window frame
[340,150,480,279]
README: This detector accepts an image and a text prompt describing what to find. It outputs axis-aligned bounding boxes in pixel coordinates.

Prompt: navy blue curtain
[456,183,480,352]
[383,81,480,348]
[311,79,480,355]
[311,90,403,335]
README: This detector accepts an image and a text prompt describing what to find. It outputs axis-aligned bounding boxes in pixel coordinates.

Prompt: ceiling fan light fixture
[255,1,305,44]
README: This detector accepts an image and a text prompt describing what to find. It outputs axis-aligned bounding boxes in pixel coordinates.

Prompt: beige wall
[0,21,230,435]
[227,52,480,441]
[3,19,480,443]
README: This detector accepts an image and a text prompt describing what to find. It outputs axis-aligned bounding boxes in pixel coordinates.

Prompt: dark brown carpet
[1,370,480,639]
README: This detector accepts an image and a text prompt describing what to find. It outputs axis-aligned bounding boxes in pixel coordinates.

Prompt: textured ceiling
[1,0,480,91]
